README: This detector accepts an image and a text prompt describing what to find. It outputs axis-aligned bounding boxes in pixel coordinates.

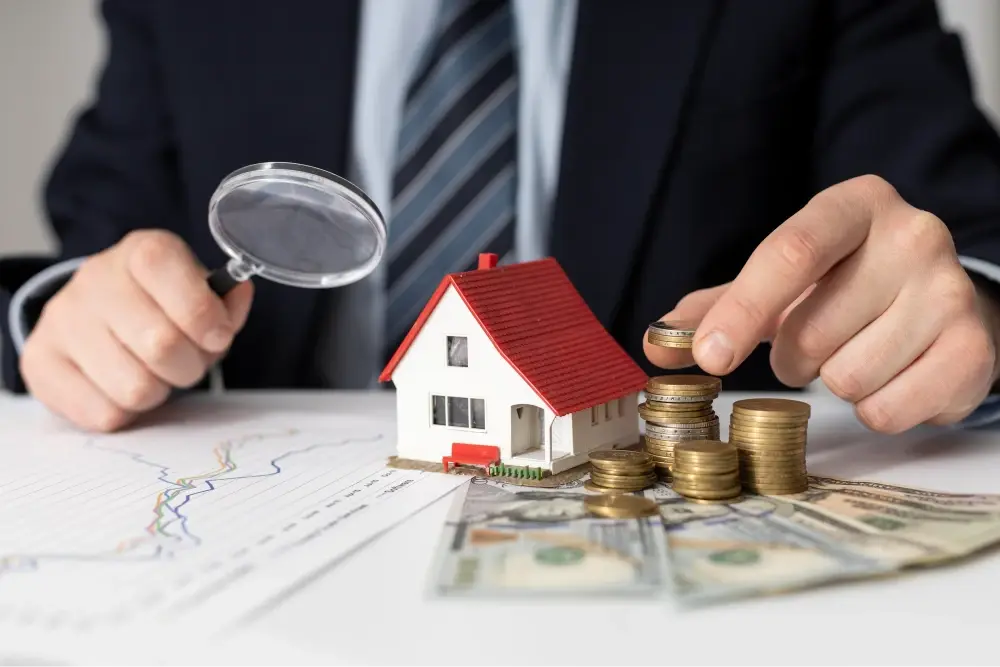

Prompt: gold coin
[732,398,811,418]
[584,480,631,494]
[674,439,735,457]
[728,422,808,435]
[670,474,740,489]
[643,408,716,419]
[589,450,650,466]
[730,436,807,448]
[647,374,722,393]
[585,493,661,519]
[590,475,657,490]
[642,399,713,410]
[590,469,656,483]
[673,486,743,501]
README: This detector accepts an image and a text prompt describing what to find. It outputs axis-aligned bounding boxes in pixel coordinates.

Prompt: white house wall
[570,393,641,452]
[391,286,557,464]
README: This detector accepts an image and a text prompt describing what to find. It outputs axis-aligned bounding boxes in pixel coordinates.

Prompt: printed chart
[0,413,465,635]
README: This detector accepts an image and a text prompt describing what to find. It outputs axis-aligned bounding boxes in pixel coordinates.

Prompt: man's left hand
[644,174,1000,434]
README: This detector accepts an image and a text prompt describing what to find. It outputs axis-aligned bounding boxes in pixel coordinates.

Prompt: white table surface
[6,389,1000,665]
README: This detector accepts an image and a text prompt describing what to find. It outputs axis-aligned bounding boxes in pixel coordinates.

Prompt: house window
[617,397,625,418]
[448,396,469,427]
[432,395,485,430]
[432,395,447,425]
[447,336,468,367]
[471,398,486,429]
[604,402,611,421]
[591,406,598,425]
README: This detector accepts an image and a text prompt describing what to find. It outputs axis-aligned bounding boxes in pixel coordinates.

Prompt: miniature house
[379,253,647,475]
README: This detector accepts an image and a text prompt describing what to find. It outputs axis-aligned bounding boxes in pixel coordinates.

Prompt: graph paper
[0,406,465,640]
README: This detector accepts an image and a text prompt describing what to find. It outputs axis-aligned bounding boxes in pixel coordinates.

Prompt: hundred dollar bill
[642,476,1000,605]
[430,478,672,597]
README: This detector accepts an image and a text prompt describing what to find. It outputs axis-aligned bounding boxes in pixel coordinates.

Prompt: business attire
[5,0,1000,424]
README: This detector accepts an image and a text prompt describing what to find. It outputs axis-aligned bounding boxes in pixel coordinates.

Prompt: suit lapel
[549,0,723,327]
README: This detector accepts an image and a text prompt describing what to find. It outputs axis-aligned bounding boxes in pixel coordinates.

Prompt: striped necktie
[385,0,518,355]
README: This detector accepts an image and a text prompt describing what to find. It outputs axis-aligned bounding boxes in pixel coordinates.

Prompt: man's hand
[20,230,254,433]
[644,175,1000,434]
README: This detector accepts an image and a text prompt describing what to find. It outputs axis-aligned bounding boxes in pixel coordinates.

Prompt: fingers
[643,284,727,369]
[20,336,135,433]
[59,316,171,414]
[99,275,209,388]
[124,231,236,354]
[854,315,995,433]
[814,269,976,403]
[694,175,896,375]
[223,281,255,331]
[769,247,900,387]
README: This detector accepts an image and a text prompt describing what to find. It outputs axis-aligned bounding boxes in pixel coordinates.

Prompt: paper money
[644,475,1000,605]
[430,478,671,597]
[430,474,1000,605]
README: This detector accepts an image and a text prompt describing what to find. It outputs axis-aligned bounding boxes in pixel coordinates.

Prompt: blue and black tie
[385,0,518,353]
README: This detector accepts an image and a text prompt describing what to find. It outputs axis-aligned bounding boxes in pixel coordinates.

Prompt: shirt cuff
[952,255,1000,428]
[7,257,85,354]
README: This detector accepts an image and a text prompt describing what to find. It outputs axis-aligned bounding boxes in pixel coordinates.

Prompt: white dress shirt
[316,0,577,389]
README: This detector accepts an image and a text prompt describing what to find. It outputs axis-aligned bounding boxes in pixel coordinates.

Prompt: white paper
[0,406,466,654]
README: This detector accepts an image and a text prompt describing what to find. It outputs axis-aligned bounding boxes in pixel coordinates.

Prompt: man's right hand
[20,230,254,432]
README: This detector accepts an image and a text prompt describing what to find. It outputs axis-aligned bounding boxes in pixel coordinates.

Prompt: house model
[379,253,648,475]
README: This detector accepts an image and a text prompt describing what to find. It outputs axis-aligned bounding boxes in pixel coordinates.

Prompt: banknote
[430,478,672,597]
[430,474,1000,604]
[643,476,1000,605]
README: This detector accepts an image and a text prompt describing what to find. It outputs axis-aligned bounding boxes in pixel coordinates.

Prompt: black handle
[207,265,243,296]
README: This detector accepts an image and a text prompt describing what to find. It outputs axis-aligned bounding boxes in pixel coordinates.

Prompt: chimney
[478,253,499,270]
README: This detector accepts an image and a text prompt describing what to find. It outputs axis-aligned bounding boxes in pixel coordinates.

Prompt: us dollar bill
[430,478,672,597]
[643,476,1000,605]
[430,473,1000,604]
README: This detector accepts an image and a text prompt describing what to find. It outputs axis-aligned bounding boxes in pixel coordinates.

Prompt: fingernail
[203,328,231,352]
[697,331,734,371]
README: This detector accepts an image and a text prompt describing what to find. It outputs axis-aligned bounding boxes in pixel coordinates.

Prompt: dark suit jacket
[5,0,1000,393]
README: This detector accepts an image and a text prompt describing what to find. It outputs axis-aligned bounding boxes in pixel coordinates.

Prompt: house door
[510,405,544,455]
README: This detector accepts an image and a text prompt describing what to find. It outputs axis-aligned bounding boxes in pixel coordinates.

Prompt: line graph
[0,415,466,634]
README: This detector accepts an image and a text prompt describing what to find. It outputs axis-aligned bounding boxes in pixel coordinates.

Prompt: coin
[588,450,653,475]
[584,480,630,494]
[647,374,721,393]
[647,320,698,337]
[590,471,658,487]
[732,398,811,419]
[584,494,661,519]
[644,393,716,403]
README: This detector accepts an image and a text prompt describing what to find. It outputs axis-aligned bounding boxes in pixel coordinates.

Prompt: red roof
[378,256,648,416]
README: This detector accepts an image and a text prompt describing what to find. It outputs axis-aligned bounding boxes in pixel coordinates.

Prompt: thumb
[223,280,255,333]
[643,284,729,369]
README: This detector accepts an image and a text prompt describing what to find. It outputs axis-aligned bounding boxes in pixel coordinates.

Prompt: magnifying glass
[204,162,387,295]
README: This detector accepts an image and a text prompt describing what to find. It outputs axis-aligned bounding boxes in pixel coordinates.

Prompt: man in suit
[5,0,1000,435]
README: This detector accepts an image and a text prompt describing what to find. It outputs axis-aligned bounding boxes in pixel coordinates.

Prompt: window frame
[429,393,487,431]
[445,335,469,368]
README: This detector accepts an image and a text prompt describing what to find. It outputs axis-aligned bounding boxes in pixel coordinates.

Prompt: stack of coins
[646,320,696,349]
[586,450,657,493]
[670,440,741,502]
[728,398,811,495]
[584,494,660,519]
[639,375,721,477]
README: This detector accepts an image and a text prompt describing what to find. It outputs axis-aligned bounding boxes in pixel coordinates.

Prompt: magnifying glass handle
[207,258,256,296]
[207,265,242,296]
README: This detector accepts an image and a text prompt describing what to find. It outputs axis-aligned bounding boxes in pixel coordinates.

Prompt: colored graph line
[0,431,385,575]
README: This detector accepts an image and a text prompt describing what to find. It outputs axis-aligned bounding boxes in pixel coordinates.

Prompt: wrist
[971,278,1000,388]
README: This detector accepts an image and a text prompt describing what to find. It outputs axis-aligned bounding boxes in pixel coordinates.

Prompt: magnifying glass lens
[207,163,386,293]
